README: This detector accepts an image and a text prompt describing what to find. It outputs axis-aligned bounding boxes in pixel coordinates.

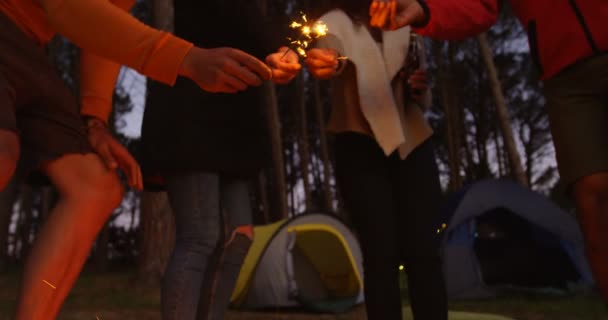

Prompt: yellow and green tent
[230,213,364,313]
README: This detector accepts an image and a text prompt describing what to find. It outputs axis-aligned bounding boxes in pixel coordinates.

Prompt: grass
[0,269,606,320]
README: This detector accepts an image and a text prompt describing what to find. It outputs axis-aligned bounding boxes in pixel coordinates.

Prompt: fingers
[97,143,118,170]
[370,0,379,17]
[224,60,263,88]
[266,49,302,83]
[389,0,398,30]
[311,67,338,80]
[408,69,428,90]
[228,49,272,81]
[370,1,387,27]
[307,49,338,65]
[110,142,143,190]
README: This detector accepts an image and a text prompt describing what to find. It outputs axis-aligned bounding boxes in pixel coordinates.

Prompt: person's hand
[86,118,143,190]
[304,48,340,80]
[265,47,302,84]
[406,69,428,102]
[369,0,426,30]
[179,47,272,93]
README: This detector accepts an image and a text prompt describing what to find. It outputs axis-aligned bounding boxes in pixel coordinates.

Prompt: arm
[79,50,143,190]
[369,0,499,40]
[40,0,272,93]
[415,0,500,39]
[41,0,191,86]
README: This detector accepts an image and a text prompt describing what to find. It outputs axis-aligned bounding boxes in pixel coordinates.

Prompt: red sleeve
[414,0,500,40]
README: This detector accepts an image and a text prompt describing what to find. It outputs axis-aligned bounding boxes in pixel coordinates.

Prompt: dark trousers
[334,133,447,320]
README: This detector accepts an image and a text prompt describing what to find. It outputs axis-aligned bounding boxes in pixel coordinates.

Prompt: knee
[64,164,124,212]
[176,222,221,254]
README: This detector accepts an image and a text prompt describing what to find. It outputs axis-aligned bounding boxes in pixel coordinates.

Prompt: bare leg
[14,153,123,320]
[574,172,608,302]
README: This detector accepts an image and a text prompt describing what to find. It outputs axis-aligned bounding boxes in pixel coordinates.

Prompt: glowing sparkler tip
[285,13,330,58]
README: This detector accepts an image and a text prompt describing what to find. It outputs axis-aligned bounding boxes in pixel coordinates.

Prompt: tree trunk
[295,73,313,212]
[256,173,271,224]
[313,80,334,213]
[137,191,175,285]
[435,41,462,191]
[133,0,176,285]
[477,33,528,186]
[263,81,289,220]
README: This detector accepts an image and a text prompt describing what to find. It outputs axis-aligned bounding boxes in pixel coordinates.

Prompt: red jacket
[416,0,608,80]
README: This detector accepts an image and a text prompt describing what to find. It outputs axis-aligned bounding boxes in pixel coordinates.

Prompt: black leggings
[334,132,447,320]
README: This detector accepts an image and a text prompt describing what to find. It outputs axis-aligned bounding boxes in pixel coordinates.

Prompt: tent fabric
[441,179,594,299]
[230,213,364,313]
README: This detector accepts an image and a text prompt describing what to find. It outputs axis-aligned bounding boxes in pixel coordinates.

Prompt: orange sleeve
[40,0,193,85]
[79,51,121,122]
[78,0,135,122]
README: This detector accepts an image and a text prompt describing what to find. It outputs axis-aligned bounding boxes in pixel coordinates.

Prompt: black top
[140,0,283,179]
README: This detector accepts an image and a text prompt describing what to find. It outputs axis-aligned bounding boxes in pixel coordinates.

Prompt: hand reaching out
[369,0,426,30]
[304,48,340,80]
[179,47,272,93]
[265,47,302,84]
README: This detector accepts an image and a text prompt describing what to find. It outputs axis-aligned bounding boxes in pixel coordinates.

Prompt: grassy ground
[1,270,606,320]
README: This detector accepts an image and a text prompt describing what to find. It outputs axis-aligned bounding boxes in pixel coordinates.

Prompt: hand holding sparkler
[266,46,301,84]
[305,48,344,80]
[369,0,426,30]
[179,47,271,93]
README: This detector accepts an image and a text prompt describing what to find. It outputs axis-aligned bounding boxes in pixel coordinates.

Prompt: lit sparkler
[282,12,329,59]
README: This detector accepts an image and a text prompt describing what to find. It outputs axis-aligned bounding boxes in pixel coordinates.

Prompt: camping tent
[440,179,594,299]
[230,213,364,313]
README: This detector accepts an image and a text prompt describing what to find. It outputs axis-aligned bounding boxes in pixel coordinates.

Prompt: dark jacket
[140,0,283,178]
[416,0,608,80]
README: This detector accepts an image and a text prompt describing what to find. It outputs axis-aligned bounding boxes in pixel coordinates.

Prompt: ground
[0,270,606,320]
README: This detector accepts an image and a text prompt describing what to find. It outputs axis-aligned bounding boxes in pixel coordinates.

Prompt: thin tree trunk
[138,191,175,285]
[295,74,313,212]
[257,173,271,224]
[134,0,177,284]
[435,41,462,191]
[263,81,289,220]
[313,80,334,213]
[477,33,528,186]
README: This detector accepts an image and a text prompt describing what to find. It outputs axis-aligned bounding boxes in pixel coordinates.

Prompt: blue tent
[439,179,594,299]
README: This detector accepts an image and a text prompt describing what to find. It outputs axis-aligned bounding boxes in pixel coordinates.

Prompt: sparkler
[282,12,329,59]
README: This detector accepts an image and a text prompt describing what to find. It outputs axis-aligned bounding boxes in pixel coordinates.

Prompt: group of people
[0,0,605,319]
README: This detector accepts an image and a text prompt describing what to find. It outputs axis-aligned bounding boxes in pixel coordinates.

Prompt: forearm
[414,0,499,40]
[40,0,193,85]
[79,52,121,124]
